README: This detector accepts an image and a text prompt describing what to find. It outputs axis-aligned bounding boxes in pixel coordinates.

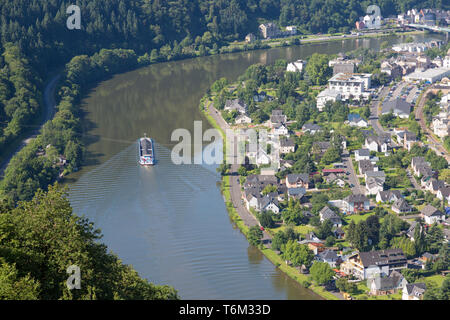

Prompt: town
[202,13,450,300]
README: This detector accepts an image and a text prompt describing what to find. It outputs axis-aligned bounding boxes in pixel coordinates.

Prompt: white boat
[138,134,155,166]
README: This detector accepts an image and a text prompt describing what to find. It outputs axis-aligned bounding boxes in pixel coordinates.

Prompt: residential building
[280,138,295,154]
[421,205,445,224]
[316,89,342,112]
[342,249,407,280]
[365,136,389,153]
[392,198,412,214]
[355,148,370,161]
[424,178,445,195]
[287,59,307,73]
[319,206,342,228]
[343,194,370,214]
[381,98,411,118]
[366,177,384,195]
[272,123,288,135]
[365,171,386,183]
[302,123,322,135]
[348,113,368,127]
[333,62,356,75]
[270,109,287,127]
[235,113,252,124]
[287,187,306,201]
[328,73,372,100]
[437,186,450,202]
[259,23,280,39]
[286,173,310,189]
[368,271,407,296]
[358,159,375,175]
[403,131,418,151]
[224,99,247,114]
[402,283,426,300]
[376,190,402,203]
[317,250,342,268]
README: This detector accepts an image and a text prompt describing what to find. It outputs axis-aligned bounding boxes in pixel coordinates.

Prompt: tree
[310,261,334,285]
[425,223,444,254]
[272,231,288,251]
[305,53,332,85]
[316,219,333,240]
[336,278,357,294]
[366,215,380,247]
[248,226,263,246]
[259,211,275,228]
[281,240,314,267]
[325,235,336,247]
[262,184,277,195]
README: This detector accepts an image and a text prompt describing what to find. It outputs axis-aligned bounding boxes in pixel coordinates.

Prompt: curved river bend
[67,34,441,299]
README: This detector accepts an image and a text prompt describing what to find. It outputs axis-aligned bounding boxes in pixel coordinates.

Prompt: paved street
[206,102,272,246]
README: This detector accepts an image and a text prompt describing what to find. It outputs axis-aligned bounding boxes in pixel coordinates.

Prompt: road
[206,102,272,246]
[415,87,450,163]
[0,74,61,176]
[342,150,364,195]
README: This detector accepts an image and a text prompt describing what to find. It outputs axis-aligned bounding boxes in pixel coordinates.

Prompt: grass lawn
[419,274,446,287]
[354,282,402,300]
[268,224,316,237]
[343,212,375,224]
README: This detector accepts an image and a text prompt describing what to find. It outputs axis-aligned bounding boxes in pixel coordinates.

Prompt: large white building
[316,88,342,111]
[328,73,372,100]
[404,67,450,83]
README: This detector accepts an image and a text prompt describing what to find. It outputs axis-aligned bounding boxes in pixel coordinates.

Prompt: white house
[355,148,370,161]
[287,59,307,73]
[402,283,426,300]
[316,88,341,112]
[272,123,288,135]
[366,177,384,195]
[235,114,252,124]
[365,136,388,153]
[348,113,368,127]
[421,205,445,225]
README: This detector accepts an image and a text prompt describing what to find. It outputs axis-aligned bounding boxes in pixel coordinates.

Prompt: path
[415,87,450,163]
[0,74,61,176]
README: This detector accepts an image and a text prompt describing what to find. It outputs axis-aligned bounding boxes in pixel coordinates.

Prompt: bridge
[406,24,450,40]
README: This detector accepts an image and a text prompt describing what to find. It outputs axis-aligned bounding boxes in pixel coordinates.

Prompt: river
[67,33,443,299]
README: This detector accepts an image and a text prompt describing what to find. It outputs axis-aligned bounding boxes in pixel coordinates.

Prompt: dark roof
[378,190,402,202]
[382,98,411,116]
[359,249,406,268]
[280,138,295,147]
[358,160,374,174]
[421,205,443,217]
[404,283,426,296]
[302,123,322,131]
[344,194,369,203]
[286,173,310,184]
[356,148,370,157]
[319,250,339,261]
[392,198,411,211]
[319,206,342,223]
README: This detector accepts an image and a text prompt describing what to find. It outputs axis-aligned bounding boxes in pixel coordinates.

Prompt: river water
[67,33,442,299]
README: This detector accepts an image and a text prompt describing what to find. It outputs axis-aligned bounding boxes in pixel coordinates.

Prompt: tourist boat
[138,134,155,166]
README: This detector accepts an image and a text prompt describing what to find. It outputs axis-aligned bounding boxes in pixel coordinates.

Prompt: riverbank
[200,100,339,300]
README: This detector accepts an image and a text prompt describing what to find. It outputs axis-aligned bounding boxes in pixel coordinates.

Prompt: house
[279,138,295,154]
[224,99,247,114]
[287,187,306,201]
[312,141,331,157]
[366,177,384,195]
[286,173,310,189]
[258,194,280,214]
[319,206,342,227]
[235,113,252,124]
[365,136,389,153]
[287,59,307,73]
[421,205,445,224]
[358,159,375,175]
[411,157,433,178]
[348,113,368,127]
[307,242,325,255]
[272,123,288,135]
[381,98,411,118]
[316,88,342,112]
[253,91,268,102]
[392,198,412,214]
[333,227,345,239]
[244,188,261,211]
[437,187,450,202]
[376,190,402,203]
[302,123,321,134]
[424,179,446,195]
[368,271,407,296]
[343,194,370,214]
[270,110,287,127]
[342,249,407,280]
[328,73,372,100]
[432,116,449,138]
[355,148,370,161]
[403,131,418,151]
[259,23,280,39]
[245,33,256,43]
[333,62,356,75]
[365,170,386,183]
[402,283,426,300]
[317,250,342,268]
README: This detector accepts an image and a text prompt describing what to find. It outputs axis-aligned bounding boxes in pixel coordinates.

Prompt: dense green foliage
[0,185,178,300]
